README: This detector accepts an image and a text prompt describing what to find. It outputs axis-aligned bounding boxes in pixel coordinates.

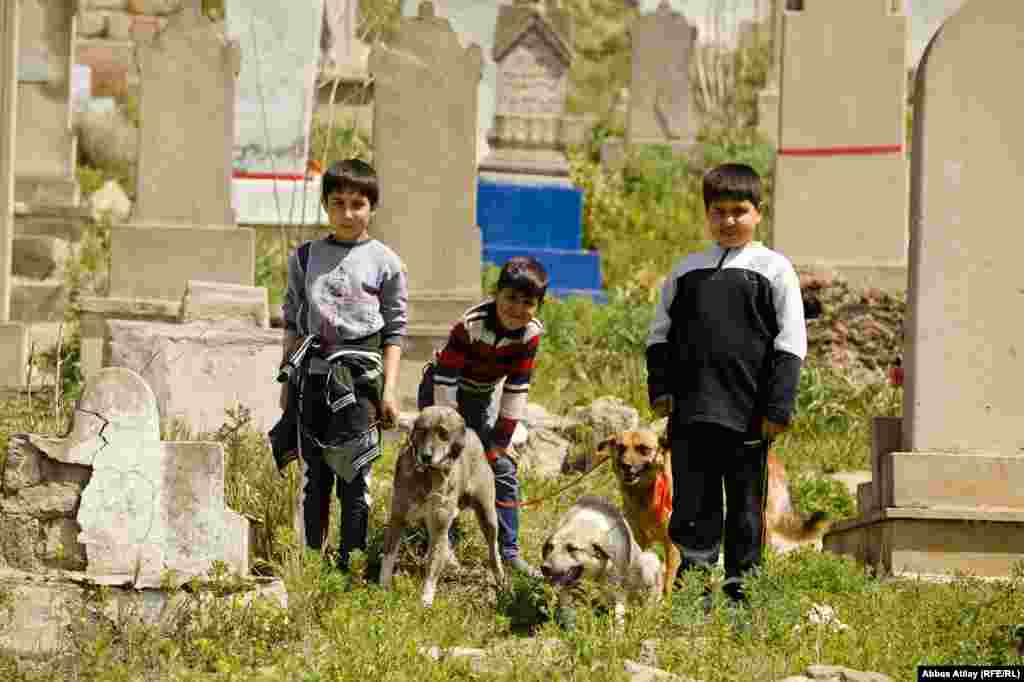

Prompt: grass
[1,361,1022,680]
[12,99,1014,682]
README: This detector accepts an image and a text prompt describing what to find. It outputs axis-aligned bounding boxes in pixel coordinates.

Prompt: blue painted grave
[477,178,606,303]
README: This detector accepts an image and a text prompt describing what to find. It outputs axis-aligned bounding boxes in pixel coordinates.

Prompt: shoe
[506,555,541,578]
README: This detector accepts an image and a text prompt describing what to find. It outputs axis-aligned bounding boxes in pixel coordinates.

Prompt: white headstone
[23,367,249,587]
[228,0,324,177]
[903,0,1024,455]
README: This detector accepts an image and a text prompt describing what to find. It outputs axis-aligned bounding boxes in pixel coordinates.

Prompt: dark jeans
[418,363,521,559]
[669,421,769,602]
[298,372,375,569]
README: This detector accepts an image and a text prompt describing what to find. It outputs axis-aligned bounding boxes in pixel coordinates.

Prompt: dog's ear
[448,424,468,460]
[596,434,619,454]
[592,542,612,563]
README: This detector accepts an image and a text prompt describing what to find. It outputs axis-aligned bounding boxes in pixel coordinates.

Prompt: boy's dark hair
[321,158,379,208]
[702,163,762,211]
[496,256,549,302]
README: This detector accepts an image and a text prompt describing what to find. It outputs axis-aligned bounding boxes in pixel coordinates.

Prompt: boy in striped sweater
[417,256,549,576]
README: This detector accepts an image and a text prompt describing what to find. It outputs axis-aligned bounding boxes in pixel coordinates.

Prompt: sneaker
[506,555,541,578]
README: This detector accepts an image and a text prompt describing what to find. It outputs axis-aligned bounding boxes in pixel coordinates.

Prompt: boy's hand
[761,418,787,442]
[652,395,674,419]
[379,390,399,430]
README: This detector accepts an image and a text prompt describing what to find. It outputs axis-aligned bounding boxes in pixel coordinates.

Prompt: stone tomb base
[0,568,286,660]
[79,280,279,434]
[108,224,256,301]
[823,416,1024,578]
[823,506,1024,578]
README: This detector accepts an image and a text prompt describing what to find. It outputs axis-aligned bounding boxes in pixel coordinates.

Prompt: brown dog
[600,430,831,596]
[379,406,504,607]
[599,430,681,599]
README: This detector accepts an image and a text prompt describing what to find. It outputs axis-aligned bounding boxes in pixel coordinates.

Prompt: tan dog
[540,496,663,627]
[601,430,832,585]
[599,430,681,599]
[763,450,832,553]
[379,406,504,607]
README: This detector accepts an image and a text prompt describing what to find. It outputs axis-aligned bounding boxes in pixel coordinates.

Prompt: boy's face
[707,199,762,249]
[324,189,373,241]
[495,288,540,332]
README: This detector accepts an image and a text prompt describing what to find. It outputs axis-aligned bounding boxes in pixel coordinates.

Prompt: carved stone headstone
[626,0,697,149]
[133,0,239,226]
[824,0,1024,578]
[771,0,909,292]
[479,0,574,180]
[10,367,249,587]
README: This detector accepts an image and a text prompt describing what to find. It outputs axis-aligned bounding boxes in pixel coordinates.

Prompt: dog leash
[495,454,612,510]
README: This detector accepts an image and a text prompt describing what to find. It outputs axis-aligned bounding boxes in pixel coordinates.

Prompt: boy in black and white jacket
[646,163,807,608]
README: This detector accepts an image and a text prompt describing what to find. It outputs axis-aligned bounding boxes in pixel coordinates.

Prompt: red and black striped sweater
[433,300,543,452]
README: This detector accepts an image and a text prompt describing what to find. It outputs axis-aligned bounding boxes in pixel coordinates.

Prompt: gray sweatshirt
[282,237,408,349]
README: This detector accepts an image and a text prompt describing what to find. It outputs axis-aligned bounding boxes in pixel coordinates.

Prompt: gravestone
[626,0,697,151]
[78,1,267,437]
[0,0,28,390]
[476,0,604,302]
[771,0,909,292]
[823,0,1024,578]
[369,0,484,407]
[7,367,250,586]
[134,0,238,226]
[479,0,573,180]
[229,0,323,178]
[15,0,78,207]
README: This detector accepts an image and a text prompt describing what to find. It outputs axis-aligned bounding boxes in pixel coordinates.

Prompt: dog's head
[540,497,631,588]
[408,406,468,472]
[599,430,667,488]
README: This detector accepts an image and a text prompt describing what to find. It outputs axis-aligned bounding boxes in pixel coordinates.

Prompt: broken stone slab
[13,367,250,587]
[179,279,270,328]
[0,567,286,660]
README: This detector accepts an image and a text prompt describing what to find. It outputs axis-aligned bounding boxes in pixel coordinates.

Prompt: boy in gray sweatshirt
[279,159,408,570]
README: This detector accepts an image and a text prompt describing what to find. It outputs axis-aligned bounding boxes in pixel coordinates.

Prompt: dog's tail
[771,508,832,544]
[765,452,832,545]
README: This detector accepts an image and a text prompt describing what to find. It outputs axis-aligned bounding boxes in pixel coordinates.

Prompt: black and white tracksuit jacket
[646,241,807,437]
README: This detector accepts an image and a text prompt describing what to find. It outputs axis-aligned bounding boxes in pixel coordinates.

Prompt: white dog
[541,496,663,626]
[379,406,505,607]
